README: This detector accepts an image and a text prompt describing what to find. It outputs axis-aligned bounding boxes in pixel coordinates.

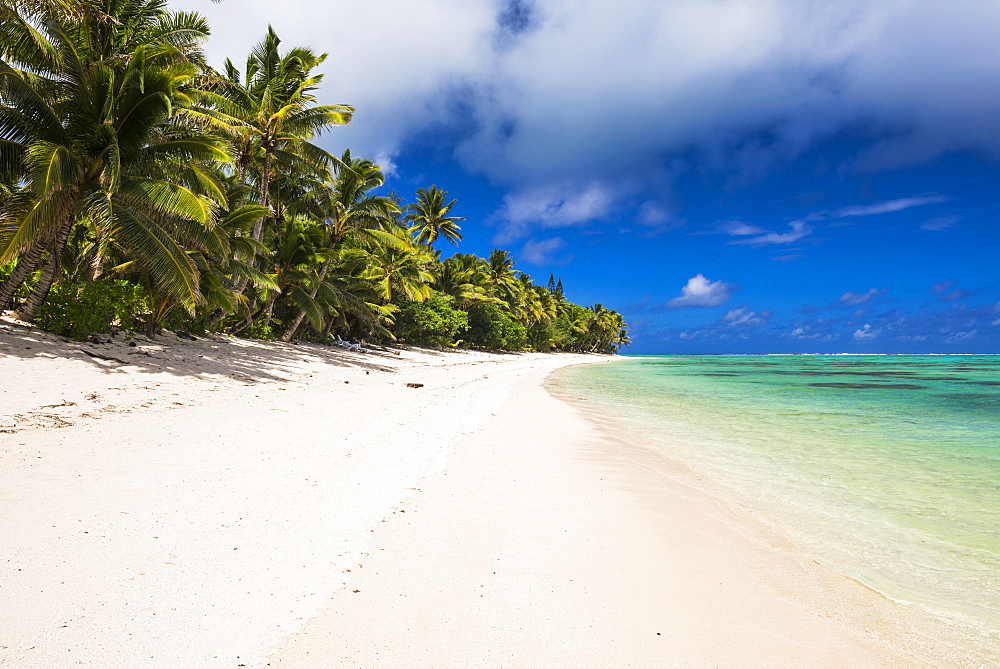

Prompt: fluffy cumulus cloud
[666,274,734,309]
[172,0,1000,236]
[171,0,498,160]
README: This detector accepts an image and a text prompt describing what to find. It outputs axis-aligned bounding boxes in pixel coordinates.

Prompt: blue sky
[174,0,1000,353]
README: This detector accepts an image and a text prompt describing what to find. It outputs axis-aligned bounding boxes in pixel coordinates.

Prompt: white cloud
[789,326,820,339]
[171,0,1000,234]
[717,220,767,236]
[832,195,948,218]
[666,274,734,309]
[839,288,880,306]
[520,237,572,265]
[946,329,978,342]
[921,214,959,231]
[853,324,881,340]
[723,307,768,327]
[172,0,497,159]
[493,182,613,242]
[730,221,812,247]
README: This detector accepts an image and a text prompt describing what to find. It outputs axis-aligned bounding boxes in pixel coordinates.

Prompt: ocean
[552,355,1000,664]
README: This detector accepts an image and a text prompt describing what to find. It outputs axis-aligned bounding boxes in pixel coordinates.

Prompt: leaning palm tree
[405,185,464,246]
[0,0,226,321]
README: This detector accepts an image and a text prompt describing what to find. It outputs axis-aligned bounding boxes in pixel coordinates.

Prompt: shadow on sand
[0,318,404,383]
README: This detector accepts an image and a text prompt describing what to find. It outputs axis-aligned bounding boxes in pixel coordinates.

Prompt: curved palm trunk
[0,233,53,310]
[84,229,104,282]
[280,258,330,342]
[16,221,73,322]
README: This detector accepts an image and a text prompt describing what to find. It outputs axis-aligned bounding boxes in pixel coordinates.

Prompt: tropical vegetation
[0,0,628,353]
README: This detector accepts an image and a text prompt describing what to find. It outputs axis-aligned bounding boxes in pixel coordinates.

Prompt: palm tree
[361,230,435,304]
[432,253,497,309]
[278,151,398,341]
[405,185,463,246]
[192,27,352,244]
[0,0,226,321]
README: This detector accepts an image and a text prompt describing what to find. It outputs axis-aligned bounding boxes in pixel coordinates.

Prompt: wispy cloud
[832,196,948,218]
[840,288,885,306]
[921,214,960,231]
[853,324,882,340]
[665,274,734,309]
[730,221,812,247]
[931,280,969,302]
[723,307,769,328]
[716,220,767,236]
[520,237,573,265]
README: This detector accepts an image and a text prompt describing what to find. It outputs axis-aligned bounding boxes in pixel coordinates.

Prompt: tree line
[0,0,629,353]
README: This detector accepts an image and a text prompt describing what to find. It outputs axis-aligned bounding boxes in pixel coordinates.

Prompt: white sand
[1,320,945,666]
[1,320,596,665]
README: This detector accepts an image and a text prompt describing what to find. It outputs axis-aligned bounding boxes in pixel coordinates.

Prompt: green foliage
[35,280,148,340]
[527,320,558,352]
[394,294,468,347]
[242,319,275,340]
[0,8,630,349]
[464,303,528,351]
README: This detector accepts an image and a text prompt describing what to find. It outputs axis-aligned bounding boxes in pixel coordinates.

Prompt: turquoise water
[554,355,1000,662]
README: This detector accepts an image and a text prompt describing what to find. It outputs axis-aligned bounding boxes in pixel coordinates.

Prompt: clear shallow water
[554,355,1000,662]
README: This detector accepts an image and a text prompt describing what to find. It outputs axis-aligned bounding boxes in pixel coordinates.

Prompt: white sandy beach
[1,320,942,667]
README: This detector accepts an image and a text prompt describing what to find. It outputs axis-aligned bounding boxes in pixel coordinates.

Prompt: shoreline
[270,362,934,667]
[0,325,955,665]
[551,358,996,667]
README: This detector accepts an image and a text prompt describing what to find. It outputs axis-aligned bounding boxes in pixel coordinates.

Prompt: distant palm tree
[405,185,464,246]
[432,253,498,309]
[279,152,398,341]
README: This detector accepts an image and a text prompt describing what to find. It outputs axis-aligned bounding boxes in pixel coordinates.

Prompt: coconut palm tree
[361,230,435,304]
[432,253,497,309]
[192,27,352,244]
[0,0,226,321]
[278,151,398,341]
[405,185,463,246]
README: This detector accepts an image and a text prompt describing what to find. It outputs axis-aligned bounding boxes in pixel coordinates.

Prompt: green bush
[394,295,468,347]
[464,303,527,351]
[35,280,147,340]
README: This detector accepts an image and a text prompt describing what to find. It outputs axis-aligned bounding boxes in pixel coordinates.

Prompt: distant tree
[464,303,527,351]
[394,294,468,347]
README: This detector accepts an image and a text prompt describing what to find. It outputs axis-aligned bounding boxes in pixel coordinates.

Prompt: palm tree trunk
[279,254,332,342]
[251,151,272,243]
[84,232,104,282]
[206,307,226,330]
[16,221,73,323]
[0,234,52,311]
